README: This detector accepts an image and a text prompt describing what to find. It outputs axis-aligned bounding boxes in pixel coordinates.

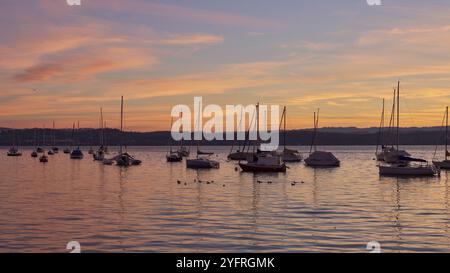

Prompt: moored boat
[433,106,450,169]
[305,109,340,168]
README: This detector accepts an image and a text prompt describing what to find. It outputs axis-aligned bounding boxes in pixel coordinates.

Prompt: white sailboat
[39,126,49,163]
[7,130,22,157]
[379,81,439,176]
[70,122,84,159]
[376,90,411,162]
[239,103,286,173]
[280,106,302,162]
[93,108,107,161]
[166,117,182,163]
[433,106,450,169]
[31,129,38,158]
[176,112,190,157]
[304,109,340,167]
[104,96,142,166]
[50,121,59,153]
[186,104,219,169]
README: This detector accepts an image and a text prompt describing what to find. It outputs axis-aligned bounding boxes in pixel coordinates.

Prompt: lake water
[0,146,449,253]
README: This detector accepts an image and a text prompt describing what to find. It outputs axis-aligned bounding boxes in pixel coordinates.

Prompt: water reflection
[0,146,450,252]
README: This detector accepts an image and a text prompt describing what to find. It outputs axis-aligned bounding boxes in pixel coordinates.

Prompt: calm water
[0,146,449,253]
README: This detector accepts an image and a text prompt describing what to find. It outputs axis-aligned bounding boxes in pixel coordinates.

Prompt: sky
[1,0,450,131]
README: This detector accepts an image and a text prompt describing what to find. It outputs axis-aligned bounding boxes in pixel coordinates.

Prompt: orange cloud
[160,34,224,45]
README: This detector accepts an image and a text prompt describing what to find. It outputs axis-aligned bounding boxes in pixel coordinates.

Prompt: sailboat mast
[180,112,184,150]
[376,98,385,155]
[284,106,287,150]
[120,96,124,154]
[255,103,260,153]
[397,81,400,151]
[446,106,449,160]
[100,108,104,146]
[310,111,316,154]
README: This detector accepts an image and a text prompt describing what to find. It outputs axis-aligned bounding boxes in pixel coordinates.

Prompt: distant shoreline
[0,127,447,146]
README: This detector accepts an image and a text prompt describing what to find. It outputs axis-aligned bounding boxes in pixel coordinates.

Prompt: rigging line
[433,108,447,160]
[229,107,245,154]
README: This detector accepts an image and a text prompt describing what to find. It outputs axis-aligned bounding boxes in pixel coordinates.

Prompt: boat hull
[433,160,450,170]
[186,159,219,169]
[239,162,286,173]
[167,155,182,162]
[379,165,439,176]
[304,159,340,167]
[282,153,303,162]
[228,152,253,161]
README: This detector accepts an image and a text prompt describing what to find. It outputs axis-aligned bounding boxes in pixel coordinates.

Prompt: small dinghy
[63,147,71,154]
[48,150,55,155]
[31,151,38,158]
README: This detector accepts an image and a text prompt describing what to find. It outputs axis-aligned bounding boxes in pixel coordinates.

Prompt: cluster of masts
[167,103,341,172]
[375,82,449,176]
[7,96,142,167]
[165,82,448,176]
[6,82,450,176]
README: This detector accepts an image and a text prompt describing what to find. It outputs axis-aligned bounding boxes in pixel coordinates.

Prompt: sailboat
[280,106,303,162]
[433,106,450,169]
[93,108,107,161]
[186,105,219,169]
[304,109,340,167]
[166,117,183,162]
[63,127,71,154]
[239,103,286,173]
[105,96,142,166]
[379,81,439,176]
[228,111,253,161]
[377,88,410,162]
[50,121,59,153]
[70,122,84,159]
[176,112,190,157]
[39,126,49,162]
[31,129,38,157]
[7,130,22,157]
